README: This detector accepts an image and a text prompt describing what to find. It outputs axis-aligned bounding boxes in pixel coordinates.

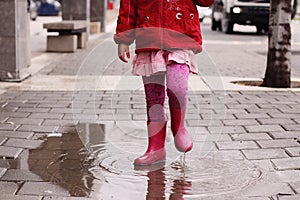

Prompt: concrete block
[77,32,86,49]
[47,35,77,52]
[90,22,101,34]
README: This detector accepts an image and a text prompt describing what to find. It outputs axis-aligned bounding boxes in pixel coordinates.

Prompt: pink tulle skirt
[132,50,198,77]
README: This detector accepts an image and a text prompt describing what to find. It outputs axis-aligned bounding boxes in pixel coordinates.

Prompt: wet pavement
[0,17,300,200]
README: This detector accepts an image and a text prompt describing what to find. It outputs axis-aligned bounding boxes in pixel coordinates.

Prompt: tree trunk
[262,0,292,88]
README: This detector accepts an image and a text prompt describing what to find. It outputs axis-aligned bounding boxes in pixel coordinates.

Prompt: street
[0,15,300,200]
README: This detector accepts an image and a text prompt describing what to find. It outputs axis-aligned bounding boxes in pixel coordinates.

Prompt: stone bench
[43,20,88,52]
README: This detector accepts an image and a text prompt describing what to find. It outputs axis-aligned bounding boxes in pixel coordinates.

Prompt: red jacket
[114,0,214,53]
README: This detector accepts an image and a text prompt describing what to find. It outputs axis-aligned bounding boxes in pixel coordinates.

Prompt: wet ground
[1,122,263,199]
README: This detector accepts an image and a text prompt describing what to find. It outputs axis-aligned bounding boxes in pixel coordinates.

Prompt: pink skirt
[132,50,198,77]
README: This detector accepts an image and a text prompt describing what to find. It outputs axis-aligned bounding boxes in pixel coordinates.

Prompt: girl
[114,0,214,165]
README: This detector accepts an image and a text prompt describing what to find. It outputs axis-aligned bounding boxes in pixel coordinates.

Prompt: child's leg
[134,74,167,165]
[166,63,193,152]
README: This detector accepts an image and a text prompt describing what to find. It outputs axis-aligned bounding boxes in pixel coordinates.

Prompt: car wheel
[256,26,263,34]
[223,20,234,34]
[212,18,217,31]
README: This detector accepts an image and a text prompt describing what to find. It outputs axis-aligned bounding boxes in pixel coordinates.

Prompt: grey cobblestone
[242,182,294,197]
[256,139,300,149]
[17,125,57,133]
[282,124,300,131]
[1,169,45,181]
[285,147,300,157]
[269,131,300,139]
[216,141,259,150]
[42,119,77,126]
[28,113,64,120]
[18,182,70,196]
[4,138,44,149]
[43,197,95,200]
[245,125,284,133]
[193,134,232,142]
[257,118,296,125]
[277,170,300,183]
[0,131,33,139]
[222,119,259,126]
[231,133,272,141]
[0,195,43,200]
[275,195,300,200]
[0,182,18,195]
[271,157,300,170]
[289,182,300,194]
[0,146,23,158]
[208,126,246,134]
[234,113,271,119]
[242,149,288,160]
[5,118,44,126]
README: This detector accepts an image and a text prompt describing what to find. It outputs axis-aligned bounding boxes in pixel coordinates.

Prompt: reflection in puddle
[7,123,262,199]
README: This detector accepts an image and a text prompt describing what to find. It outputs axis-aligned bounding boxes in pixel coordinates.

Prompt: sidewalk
[0,17,300,200]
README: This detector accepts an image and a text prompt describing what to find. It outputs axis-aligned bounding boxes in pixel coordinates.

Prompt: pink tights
[142,63,189,122]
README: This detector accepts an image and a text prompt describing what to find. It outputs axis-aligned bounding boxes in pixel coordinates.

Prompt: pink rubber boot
[134,74,167,166]
[134,121,167,165]
[166,63,193,152]
[169,108,193,152]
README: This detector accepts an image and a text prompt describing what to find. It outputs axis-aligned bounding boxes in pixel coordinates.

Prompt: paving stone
[201,113,236,120]
[275,195,300,200]
[222,119,259,126]
[42,120,77,126]
[0,112,30,118]
[0,182,19,195]
[208,126,246,134]
[187,119,223,127]
[28,113,64,119]
[231,133,272,141]
[1,169,45,181]
[43,197,95,200]
[17,125,57,133]
[4,138,44,149]
[0,167,6,178]
[285,147,300,157]
[234,113,270,119]
[132,114,147,121]
[242,182,294,196]
[6,118,44,126]
[282,124,300,131]
[269,113,300,119]
[271,157,300,170]
[0,195,42,200]
[257,139,300,149]
[193,134,232,142]
[0,131,34,139]
[214,150,244,160]
[216,141,259,150]
[0,137,7,145]
[277,170,300,183]
[289,182,300,193]
[18,182,70,196]
[0,146,23,159]
[0,123,18,131]
[50,108,82,114]
[245,125,284,133]
[250,159,276,172]
[269,131,300,139]
[242,149,288,160]
[257,118,296,125]
[16,107,51,113]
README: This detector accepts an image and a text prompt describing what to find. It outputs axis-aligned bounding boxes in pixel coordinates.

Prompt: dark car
[36,0,61,16]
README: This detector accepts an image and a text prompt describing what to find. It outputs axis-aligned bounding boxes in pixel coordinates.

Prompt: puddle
[2,123,263,199]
